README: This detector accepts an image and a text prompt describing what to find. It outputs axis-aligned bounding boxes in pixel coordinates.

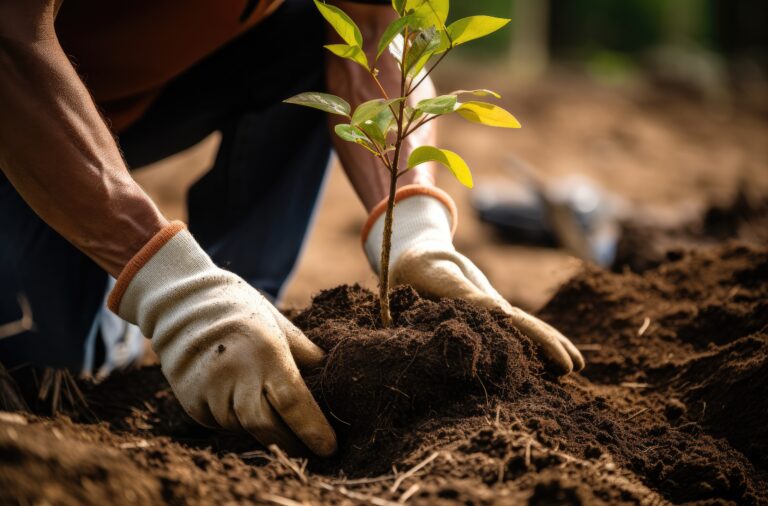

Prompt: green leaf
[283,92,351,117]
[405,105,423,123]
[416,94,457,115]
[351,98,403,126]
[334,123,368,143]
[404,0,449,29]
[324,43,369,69]
[360,121,385,147]
[455,101,521,128]
[377,15,413,61]
[404,26,441,76]
[314,0,363,46]
[392,0,406,15]
[371,107,396,138]
[334,124,379,155]
[357,105,395,147]
[450,89,502,99]
[446,16,510,47]
[407,146,473,188]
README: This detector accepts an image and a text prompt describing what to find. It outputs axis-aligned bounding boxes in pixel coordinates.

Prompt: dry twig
[390,451,441,493]
[262,493,306,506]
[0,361,28,412]
[0,295,34,340]
[627,407,650,421]
[638,317,651,336]
[398,484,420,504]
[268,444,309,485]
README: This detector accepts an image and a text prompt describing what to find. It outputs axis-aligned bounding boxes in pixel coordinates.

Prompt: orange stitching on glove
[361,184,458,245]
[107,220,187,313]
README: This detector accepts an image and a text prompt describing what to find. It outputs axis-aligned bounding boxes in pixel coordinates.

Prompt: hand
[363,186,585,375]
[108,222,337,456]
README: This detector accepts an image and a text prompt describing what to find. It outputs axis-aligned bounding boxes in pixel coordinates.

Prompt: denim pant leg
[0,0,329,370]
[119,0,331,300]
[0,176,108,370]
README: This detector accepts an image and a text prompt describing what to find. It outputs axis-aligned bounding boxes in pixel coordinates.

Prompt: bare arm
[0,0,167,277]
[326,1,437,212]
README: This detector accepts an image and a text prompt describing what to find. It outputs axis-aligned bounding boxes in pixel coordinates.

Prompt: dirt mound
[1,242,767,505]
[614,191,768,273]
[294,285,539,473]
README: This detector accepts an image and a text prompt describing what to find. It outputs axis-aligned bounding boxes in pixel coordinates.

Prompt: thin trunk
[378,167,398,327]
[379,26,410,327]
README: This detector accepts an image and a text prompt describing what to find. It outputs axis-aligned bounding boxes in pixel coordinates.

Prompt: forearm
[326,1,436,212]
[0,12,166,277]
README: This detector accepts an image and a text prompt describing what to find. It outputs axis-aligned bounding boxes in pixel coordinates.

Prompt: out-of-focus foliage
[447,0,768,65]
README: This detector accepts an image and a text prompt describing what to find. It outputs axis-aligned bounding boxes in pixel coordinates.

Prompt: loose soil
[1,241,767,505]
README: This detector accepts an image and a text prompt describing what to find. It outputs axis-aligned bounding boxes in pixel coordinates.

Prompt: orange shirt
[55,0,283,132]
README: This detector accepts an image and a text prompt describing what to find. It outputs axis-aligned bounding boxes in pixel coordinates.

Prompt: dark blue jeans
[0,0,331,370]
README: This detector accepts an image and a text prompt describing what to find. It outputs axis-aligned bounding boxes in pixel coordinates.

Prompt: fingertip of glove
[572,352,586,373]
[311,431,338,458]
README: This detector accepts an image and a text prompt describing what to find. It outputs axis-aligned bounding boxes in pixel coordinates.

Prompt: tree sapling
[286,0,520,326]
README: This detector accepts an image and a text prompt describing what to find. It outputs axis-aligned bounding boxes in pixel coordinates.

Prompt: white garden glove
[108,222,336,456]
[363,185,585,375]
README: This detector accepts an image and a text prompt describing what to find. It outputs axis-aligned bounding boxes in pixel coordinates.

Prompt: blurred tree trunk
[509,0,550,81]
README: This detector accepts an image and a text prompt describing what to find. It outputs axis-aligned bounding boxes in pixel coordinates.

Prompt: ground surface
[1,242,766,505]
[2,71,768,505]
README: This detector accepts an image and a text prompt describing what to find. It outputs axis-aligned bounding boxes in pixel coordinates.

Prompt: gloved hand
[108,222,337,456]
[363,186,585,375]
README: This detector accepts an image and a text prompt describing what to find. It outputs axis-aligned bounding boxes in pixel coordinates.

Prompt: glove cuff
[107,220,189,314]
[362,185,458,275]
[361,184,458,244]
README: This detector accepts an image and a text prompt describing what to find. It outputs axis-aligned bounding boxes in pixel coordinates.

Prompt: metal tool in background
[471,155,623,266]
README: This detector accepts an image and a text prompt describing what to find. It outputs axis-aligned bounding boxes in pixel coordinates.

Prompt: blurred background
[133,0,768,311]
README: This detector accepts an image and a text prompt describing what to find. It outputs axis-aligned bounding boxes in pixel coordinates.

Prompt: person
[0,0,584,457]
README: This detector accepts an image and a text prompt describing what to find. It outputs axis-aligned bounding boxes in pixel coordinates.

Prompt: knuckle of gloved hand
[181,397,217,429]
[265,381,303,414]
[235,405,273,437]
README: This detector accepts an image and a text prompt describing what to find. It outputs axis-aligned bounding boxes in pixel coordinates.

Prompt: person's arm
[0,1,337,455]
[326,0,436,212]
[0,0,166,277]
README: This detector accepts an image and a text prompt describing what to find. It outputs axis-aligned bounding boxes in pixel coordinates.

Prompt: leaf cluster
[283,0,520,188]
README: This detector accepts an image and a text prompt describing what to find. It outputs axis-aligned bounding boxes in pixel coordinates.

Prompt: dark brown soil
[2,242,767,505]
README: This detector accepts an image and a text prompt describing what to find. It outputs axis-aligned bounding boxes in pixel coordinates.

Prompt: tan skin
[0,0,435,279]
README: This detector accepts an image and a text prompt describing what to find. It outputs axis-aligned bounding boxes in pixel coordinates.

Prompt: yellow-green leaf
[283,92,351,117]
[405,0,449,29]
[407,146,473,188]
[314,0,363,46]
[377,15,413,60]
[335,123,367,143]
[335,124,379,155]
[450,89,502,99]
[455,101,521,128]
[447,16,510,47]
[324,44,369,70]
[416,94,457,115]
[404,26,440,76]
[351,98,403,126]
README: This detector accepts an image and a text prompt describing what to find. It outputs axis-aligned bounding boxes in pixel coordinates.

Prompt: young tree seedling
[286,0,520,326]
